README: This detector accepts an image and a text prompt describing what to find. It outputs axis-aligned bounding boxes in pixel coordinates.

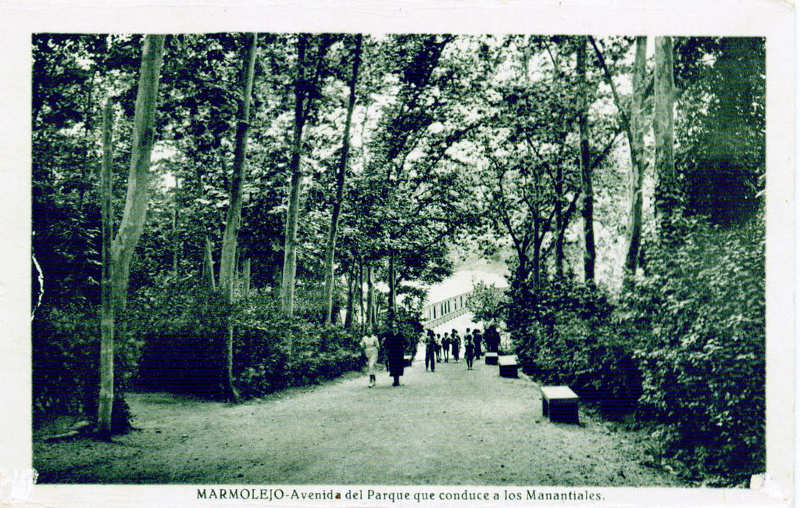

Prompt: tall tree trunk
[203,236,216,290]
[654,36,678,233]
[281,35,310,317]
[98,101,115,436]
[358,258,365,330]
[344,269,354,328]
[366,263,375,329]
[554,165,564,279]
[623,37,648,285]
[532,219,541,290]
[171,198,179,274]
[388,249,397,324]
[217,33,258,402]
[323,35,363,324]
[219,33,258,294]
[101,35,165,435]
[589,36,648,286]
[577,37,596,284]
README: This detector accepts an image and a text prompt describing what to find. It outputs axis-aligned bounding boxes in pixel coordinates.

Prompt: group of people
[424,325,503,371]
[360,324,503,387]
[359,326,407,388]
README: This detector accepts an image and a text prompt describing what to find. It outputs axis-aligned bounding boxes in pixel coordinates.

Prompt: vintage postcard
[1,0,794,507]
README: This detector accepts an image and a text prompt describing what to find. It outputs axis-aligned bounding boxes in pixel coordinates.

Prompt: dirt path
[34,346,684,486]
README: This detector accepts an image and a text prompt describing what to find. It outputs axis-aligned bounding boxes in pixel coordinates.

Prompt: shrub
[232,292,363,396]
[32,300,137,432]
[627,217,765,481]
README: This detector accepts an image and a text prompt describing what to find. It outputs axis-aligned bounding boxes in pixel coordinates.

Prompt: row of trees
[466,36,764,485]
[33,34,764,483]
[33,33,486,433]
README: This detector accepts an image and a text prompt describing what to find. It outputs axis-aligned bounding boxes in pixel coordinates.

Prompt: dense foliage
[497,37,765,485]
[32,34,765,483]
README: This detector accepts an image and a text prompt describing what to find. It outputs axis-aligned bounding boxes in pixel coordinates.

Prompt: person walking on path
[424,330,437,372]
[434,333,442,363]
[360,333,380,387]
[451,330,461,363]
[464,338,475,370]
[473,328,483,360]
[383,326,407,387]
[442,333,450,362]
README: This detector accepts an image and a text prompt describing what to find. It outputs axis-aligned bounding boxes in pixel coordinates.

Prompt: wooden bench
[540,386,580,424]
[498,355,519,378]
[484,352,498,365]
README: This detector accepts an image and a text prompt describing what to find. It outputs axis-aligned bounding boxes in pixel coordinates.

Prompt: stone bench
[484,352,498,365]
[540,386,580,424]
[498,355,519,378]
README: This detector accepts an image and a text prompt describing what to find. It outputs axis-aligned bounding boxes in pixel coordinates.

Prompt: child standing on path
[360,333,380,388]
[442,333,450,362]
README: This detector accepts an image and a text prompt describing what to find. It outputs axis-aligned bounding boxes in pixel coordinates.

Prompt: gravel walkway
[34,345,684,486]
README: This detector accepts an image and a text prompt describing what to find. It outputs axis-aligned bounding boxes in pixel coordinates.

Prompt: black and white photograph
[0,1,794,507]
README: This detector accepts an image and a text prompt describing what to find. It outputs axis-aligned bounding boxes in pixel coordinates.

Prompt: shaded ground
[34,345,686,487]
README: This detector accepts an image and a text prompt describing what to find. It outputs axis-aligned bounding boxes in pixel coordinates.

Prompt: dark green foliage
[132,277,230,394]
[510,279,641,417]
[132,281,363,398]
[625,216,765,482]
[466,280,508,325]
[675,37,765,225]
[32,301,136,433]
[232,291,363,396]
[507,214,765,484]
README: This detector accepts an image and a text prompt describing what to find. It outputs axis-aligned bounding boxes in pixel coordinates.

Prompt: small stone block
[540,386,579,424]
[485,352,498,365]
[498,355,519,378]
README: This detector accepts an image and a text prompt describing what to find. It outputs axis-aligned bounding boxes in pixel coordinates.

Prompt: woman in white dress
[360,334,380,387]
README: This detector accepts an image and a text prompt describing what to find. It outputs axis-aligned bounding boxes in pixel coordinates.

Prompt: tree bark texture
[101,34,165,435]
[623,36,648,283]
[203,236,216,290]
[219,33,258,298]
[366,264,375,329]
[654,36,678,231]
[323,35,363,324]
[216,33,258,402]
[281,35,310,317]
[388,249,397,324]
[578,37,596,284]
[98,100,115,435]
